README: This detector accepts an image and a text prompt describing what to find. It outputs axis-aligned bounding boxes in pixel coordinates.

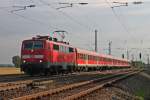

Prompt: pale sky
[0,0,149,64]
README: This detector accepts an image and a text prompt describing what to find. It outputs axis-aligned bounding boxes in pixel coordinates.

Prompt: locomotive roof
[76,48,100,56]
[48,40,74,48]
[23,37,74,48]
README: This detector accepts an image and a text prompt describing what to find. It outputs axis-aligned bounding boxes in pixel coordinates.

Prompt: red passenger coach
[21,35,130,75]
[77,49,130,71]
[75,48,130,71]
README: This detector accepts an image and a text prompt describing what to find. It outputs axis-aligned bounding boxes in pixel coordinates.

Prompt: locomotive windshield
[23,41,43,49]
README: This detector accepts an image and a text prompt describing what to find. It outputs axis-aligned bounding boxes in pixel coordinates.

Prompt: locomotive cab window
[34,41,43,49]
[23,41,43,49]
[23,41,33,49]
[53,44,59,51]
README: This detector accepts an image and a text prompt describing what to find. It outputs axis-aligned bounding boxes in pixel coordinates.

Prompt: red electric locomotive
[21,36,76,75]
[21,35,130,75]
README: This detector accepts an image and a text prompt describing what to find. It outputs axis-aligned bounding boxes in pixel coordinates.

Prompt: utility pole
[147,54,149,66]
[95,29,98,52]
[127,49,129,60]
[108,41,112,55]
[131,54,134,61]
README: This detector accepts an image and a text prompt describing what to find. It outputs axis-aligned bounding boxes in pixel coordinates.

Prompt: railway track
[11,69,141,100]
[0,68,140,100]
[0,73,109,99]
[62,71,140,100]
[0,68,134,83]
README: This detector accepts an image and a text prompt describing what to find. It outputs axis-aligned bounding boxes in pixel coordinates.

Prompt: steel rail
[0,68,133,89]
[13,70,138,100]
[0,80,33,91]
[63,71,141,100]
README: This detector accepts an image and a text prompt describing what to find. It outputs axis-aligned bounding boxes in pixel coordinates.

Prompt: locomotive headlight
[39,60,43,63]
[34,55,44,59]
[23,60,26,63]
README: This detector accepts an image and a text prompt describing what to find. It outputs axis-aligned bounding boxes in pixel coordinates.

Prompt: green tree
[12,56,21,67]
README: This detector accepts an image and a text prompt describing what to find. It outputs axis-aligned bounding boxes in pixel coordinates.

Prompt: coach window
[59,45,62,52]
[81,54,83,59]
[85,54,87,60]
[78,54,80,59]
[66,47,69,53]
[65,47,68,53]
[96,56,98,61]
[107,58,109,62]
[82,54,84,59]
[90,55,92,60]
[62,46,65,52]
[83,54,85,59]
[88,55,90,60]
[97,57,99,61]
[95,56,97,61]
[80,54,82,59]
[103,58,106,62]
[61,46,64,52]
[98,57,100,61]
[100,57,102,61]
[53,44,59,51]
[102,58,104,61]
[64,46,67,53]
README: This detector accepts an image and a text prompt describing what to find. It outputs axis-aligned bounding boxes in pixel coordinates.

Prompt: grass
[0,67,22,75]
[135,89,145,100]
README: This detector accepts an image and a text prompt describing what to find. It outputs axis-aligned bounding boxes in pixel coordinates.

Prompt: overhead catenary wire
[38,0,94,32]
[104,0,132,35]
[0,0,59,30]
[0,7,59,30]
[30,0,34,3]
[1,0,105,33]
[37,0,97,51]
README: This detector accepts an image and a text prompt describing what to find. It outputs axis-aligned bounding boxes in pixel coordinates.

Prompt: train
[20,35,130,75]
